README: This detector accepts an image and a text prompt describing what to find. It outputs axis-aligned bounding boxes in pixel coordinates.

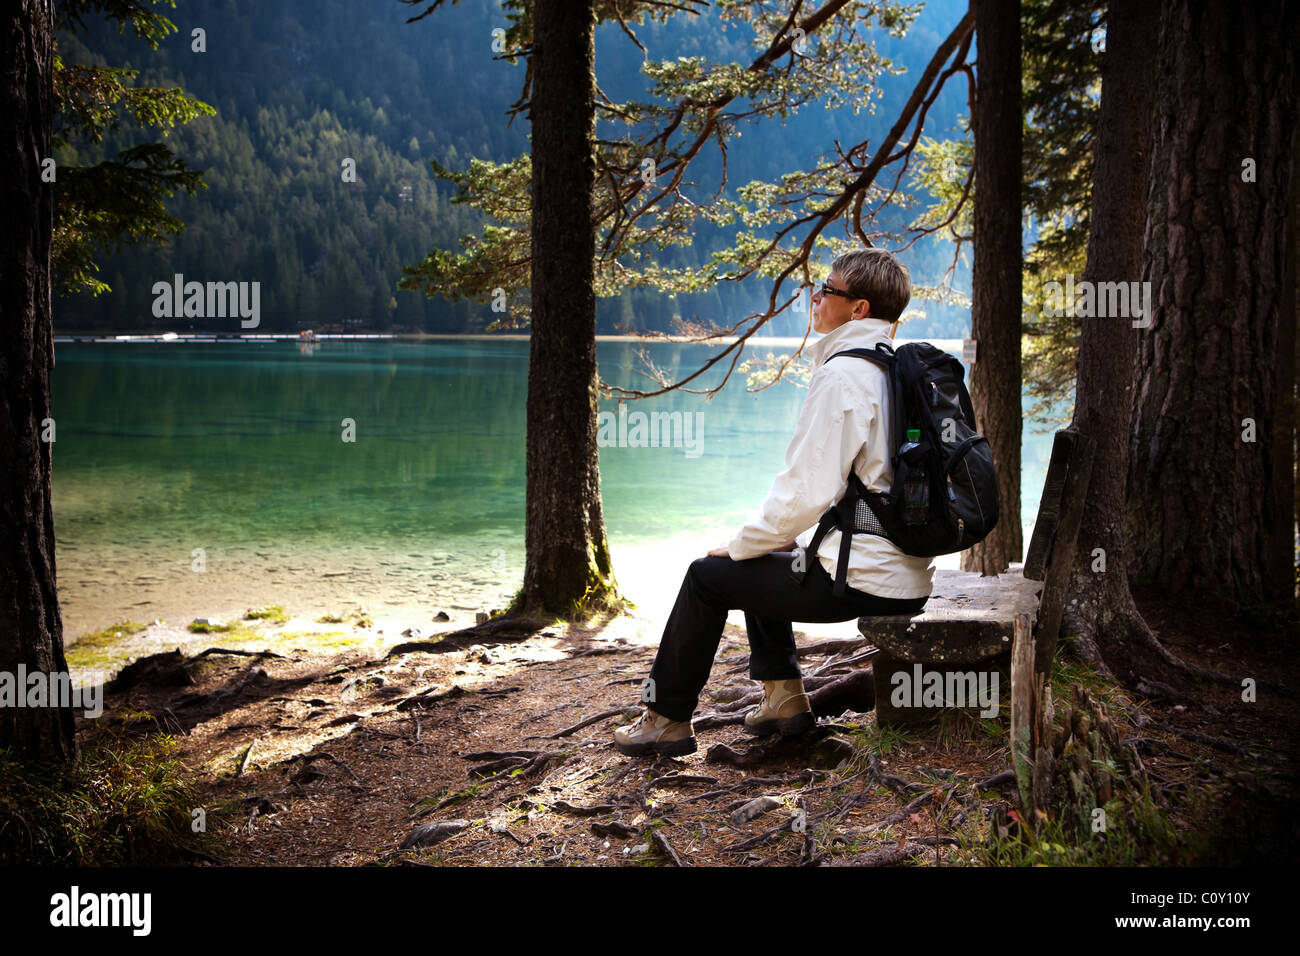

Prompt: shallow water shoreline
[59,535,964,684]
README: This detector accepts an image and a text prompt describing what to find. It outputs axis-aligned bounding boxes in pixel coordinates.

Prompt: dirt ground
[82,584,1299,867]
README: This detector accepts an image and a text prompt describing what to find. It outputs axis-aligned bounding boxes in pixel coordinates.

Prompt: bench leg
[873,652,1011,729]
[873,651,933,728]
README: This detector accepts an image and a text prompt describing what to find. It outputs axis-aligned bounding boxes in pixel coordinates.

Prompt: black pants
[645,550,929,722]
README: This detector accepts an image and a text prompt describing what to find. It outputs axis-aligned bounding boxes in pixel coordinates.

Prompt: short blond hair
[831,249,911,322]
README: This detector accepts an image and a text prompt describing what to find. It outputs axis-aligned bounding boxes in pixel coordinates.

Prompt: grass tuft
[0,728,203,865]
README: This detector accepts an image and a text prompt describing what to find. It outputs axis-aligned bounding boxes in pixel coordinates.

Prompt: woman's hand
[706,544,731,558]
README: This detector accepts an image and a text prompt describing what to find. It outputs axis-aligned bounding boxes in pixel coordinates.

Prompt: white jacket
[726,317,935,599]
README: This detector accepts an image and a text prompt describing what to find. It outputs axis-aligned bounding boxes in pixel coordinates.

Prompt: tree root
[385,615,553,658]
[195,647,287,660]
[550,800,616,817]
[394,684,465,712]
[650,829,687,866]
[1062,571,1263,695]
[543,706,640,738]
[824,842,931,866]
[648,773,719,788]
[1144,719,1289,762]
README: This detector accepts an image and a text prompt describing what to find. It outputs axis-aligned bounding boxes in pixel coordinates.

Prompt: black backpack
[797,340,1000,597]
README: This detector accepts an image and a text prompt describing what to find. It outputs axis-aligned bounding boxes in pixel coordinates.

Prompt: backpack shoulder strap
[825,341,895,371]
[825,341,902,470]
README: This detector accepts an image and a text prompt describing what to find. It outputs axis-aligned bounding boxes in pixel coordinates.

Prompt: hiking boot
[613,707,697,757]
[744,677,815,737]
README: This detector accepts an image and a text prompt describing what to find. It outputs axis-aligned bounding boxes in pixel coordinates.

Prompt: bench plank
[857,567,1042,663]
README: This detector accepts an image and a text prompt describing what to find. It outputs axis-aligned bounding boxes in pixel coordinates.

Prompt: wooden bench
[856,427,1095,734]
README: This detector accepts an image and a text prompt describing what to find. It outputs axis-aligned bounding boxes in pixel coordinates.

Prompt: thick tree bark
[516,0,623,618]
[1127,0,1298,617]
[0,0,76,761]
[1060,1,1174,686]
[964,0,1023,575]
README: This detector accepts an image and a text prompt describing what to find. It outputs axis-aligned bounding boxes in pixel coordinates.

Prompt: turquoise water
[50,339,1064,638]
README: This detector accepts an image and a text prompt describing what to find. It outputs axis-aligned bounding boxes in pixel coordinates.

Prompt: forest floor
[82,585,1299,867]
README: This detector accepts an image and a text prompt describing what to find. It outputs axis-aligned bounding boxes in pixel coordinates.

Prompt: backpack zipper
[945,434,987,474]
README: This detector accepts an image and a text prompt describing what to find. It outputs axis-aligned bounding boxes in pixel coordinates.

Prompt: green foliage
[399,0,942,337]
[898,0,1103,425]
[57,0,981,338]
[841,717,913,757]
[55,0,180,47]
[960,785,1179,866]
[1020,0,1103,423]
[52,0,214,297]
[0,732,199,865]
[54,143,207,297]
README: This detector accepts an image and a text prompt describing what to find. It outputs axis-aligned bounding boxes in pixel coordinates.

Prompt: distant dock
[52,333,398,343]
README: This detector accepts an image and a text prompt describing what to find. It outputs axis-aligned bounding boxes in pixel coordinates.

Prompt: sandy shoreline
[59,535,962,684]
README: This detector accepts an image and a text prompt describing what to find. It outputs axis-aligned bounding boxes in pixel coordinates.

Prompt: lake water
[50,338,1065,645]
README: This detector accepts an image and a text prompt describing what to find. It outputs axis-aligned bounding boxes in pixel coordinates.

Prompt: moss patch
[66,620,149,669]
[243,605,288,624]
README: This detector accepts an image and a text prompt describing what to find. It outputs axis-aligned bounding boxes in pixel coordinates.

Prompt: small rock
[433,611,451,622]
[402,627,424,639]
[475,611,490,625]
[401,819,471,849]
[731,796,783,826]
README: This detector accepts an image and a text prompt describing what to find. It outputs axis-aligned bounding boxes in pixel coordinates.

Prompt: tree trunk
[1059,1,1169,686]
[964,0,1023,575]
[1127,0,1299,618]
[0,0,77,762]
[1290,121,1299,622]
[515,0,623,619]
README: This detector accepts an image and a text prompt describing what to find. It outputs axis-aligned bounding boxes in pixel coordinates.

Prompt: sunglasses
[814,281,865,300]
